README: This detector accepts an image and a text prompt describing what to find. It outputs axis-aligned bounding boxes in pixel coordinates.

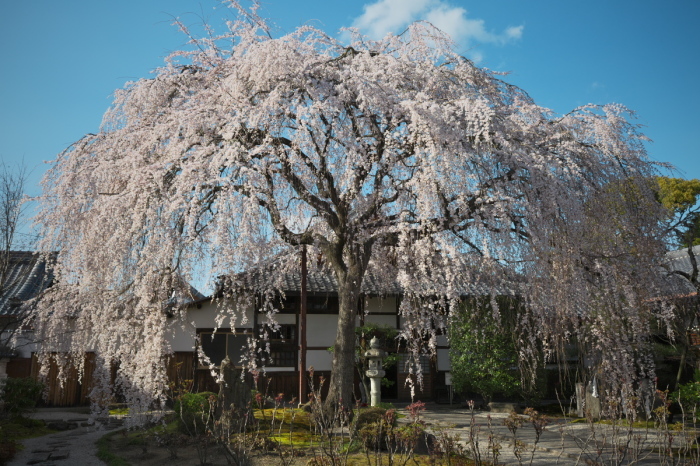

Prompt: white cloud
[353,0,432,38]
[425,5,477,43]
[505,25,524,40]
[351,0,523,50]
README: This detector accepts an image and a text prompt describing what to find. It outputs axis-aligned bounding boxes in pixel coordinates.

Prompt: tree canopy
[656,176,700,292]
[655,176,700,384]
[657,176,700,248]
[449,297,520,404]
[0,161,32,350]
[33,2,672,414]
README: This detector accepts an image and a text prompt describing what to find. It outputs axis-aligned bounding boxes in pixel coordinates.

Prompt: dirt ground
[101,431,336,466]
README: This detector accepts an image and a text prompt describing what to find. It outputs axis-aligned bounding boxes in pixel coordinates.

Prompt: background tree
[656,176,700,387]
[657,177,700,250]
[33,1,671,414]
[657,176,700,294]
[0,161,29,278]
[449,297,520,404]
[0,160,32,352]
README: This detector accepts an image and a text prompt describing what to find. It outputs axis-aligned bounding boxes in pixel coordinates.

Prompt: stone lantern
[364,336,387,407]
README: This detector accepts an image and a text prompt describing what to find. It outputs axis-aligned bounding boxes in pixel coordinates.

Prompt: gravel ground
[10,404,691,465]
[8,409,123,466]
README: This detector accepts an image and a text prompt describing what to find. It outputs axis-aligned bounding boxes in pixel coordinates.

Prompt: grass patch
[325,452,481,465]
[254,408,317,446]
[254,408,313,427]
[92,409,485,466]
[568,417,682,429]
[0,416,58,463]
[269,430,315,448]
[569,417,590,423]
[0,416,57,443]
[96,431,131,466]
[109,407,129,416]
[597,419,662,428]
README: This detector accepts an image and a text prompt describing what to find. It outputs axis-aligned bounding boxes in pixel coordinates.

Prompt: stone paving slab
[397,404,700,465]
[8,411,123,466]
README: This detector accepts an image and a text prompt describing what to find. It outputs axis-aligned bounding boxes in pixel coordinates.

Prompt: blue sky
[1,0,699,201]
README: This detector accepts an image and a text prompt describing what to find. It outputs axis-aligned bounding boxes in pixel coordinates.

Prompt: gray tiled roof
[274,268,403,295]
[662,245,700,295]
[237,260,515,297]
[0,252,53,317]
[666,245,700,276]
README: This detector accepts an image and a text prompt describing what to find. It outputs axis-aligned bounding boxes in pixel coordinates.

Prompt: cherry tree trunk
[325,277,361,412]
[323,246,367,414]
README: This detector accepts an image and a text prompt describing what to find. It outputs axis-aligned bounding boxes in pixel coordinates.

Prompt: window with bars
[261,324,297,368]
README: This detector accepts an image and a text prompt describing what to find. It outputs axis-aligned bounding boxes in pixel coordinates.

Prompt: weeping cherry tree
[33,2,673,414]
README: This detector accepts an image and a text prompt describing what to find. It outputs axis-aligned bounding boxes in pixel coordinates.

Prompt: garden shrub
[671,370,700,417]
[354,407,400,453]
[449,298,521,404]
[352,406,387,434]
[1,377,44,417]
[173,391,217,435]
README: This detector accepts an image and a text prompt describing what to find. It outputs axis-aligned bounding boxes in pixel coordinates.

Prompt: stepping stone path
[10,417,123,466]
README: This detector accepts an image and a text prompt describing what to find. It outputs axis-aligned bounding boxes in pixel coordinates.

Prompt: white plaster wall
[168,322,197,352]
[272,314,296,325]
[437,348,451,371]
[167,296,457,372]
[364,296,397,314]
[362,314,396,327]
[187,300,254,329]
[307,315,338,347]
[306,349,333,371]
[304,307,399,348]
[263,366,296,372]
[171,298,401,353]
[8,331,37,358]
[168,299,255,352]
[19,318,82,354]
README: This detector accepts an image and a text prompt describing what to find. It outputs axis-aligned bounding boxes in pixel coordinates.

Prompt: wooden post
[299,244,308,403]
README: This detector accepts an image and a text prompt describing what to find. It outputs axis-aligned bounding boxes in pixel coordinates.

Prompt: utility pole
[299,244,307,403]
